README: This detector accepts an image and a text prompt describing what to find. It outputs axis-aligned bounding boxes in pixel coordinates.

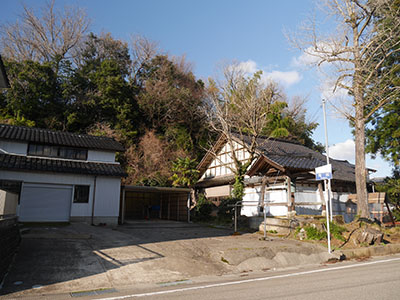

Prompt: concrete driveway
[0,220,333,298]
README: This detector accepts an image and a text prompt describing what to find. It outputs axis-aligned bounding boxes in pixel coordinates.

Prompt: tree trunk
[354,100,369,218]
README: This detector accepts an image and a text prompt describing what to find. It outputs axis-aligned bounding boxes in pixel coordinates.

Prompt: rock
[298,228,306,240]
[356,227,384,245]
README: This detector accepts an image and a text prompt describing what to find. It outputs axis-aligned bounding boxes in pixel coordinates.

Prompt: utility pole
[322,99,333,222]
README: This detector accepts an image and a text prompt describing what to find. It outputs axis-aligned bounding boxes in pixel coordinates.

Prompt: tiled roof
[0,124,125,152]
[196,134,358,183]
[243,135,357,182]
[0,153,127,177]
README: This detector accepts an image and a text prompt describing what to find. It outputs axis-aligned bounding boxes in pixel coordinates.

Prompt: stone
[356,227,384,245]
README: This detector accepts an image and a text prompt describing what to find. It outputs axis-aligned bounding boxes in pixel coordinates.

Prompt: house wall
[242,184,289,217]
[0,140,27,155]
[240,182,356,222]
[204,185,231,198]
[0,170,120,225]
[0,139,116,163]
[87,150,116,163]
[201,141,250,180]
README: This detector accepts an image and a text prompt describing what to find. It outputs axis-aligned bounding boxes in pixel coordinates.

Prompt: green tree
[170,157,199,187]
[68,33,138,136]
[366,0,400,166]
[0,59,68,129]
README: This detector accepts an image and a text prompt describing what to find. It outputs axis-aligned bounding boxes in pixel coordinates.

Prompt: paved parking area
[0,220,331,298]
[0,221,232,297]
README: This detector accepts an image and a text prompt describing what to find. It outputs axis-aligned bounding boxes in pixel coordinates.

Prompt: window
[28,143,88,160]
[73,185,90,203]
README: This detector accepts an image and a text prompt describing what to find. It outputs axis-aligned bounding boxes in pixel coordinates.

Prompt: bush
[194,194,213,220]
[304,225,327,240]
[217,197,240,218]
[327,221,347,242]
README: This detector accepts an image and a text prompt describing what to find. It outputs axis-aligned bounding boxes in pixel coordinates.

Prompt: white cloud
[291,51,320,67]
[231,59,302,88]
[320,79,348,101]
[263,70,302,87]
[236,60,257,74]
[329,139,355,162]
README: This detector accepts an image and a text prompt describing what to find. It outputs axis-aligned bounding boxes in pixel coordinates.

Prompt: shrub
[304,225,327,240]
[217,197,240,218]
[194,194,213,220]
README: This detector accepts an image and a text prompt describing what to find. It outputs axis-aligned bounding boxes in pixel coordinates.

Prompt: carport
[120,186,191,223]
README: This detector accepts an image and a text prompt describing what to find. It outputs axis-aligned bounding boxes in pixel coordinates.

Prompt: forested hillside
[0,1,320,187]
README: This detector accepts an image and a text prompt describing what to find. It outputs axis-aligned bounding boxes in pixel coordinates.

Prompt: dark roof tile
[0,124,124,152]
[0,153,126,177]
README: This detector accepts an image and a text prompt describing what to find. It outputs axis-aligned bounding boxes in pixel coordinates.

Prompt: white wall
[93,176,121,217]
[242,185,288,217]
[0,140,27,155]
[87,150,116,163]
[0,170,121,219]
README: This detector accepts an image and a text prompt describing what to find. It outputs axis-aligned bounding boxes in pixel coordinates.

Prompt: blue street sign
[315,164,332,181]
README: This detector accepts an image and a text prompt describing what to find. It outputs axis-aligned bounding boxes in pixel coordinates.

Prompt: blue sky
[1,0,393,178]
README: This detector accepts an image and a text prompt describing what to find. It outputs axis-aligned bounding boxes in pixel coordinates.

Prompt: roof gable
[0,124,124,152]
[198,134,358,183]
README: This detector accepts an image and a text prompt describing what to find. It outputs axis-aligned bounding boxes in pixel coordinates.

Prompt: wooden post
[168,194,170,220]
[159,193,163,219]
[177,194,179,221]
[286,176,294,217]
[260,176,268,214]
[318,182,326,215]
[121,187,126,225]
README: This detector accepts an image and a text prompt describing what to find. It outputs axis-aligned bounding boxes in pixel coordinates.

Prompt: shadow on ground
[0,220,232,296]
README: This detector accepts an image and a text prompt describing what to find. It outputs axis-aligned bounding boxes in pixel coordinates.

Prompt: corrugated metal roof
[0,124,125,152]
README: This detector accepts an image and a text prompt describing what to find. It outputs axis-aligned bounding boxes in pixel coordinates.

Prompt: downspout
[91,175,97,225]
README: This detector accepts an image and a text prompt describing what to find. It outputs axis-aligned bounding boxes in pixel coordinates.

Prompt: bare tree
[289,0,400,218]
[205,64,280,199]
[130,34,159,86]
[0,0,90,70]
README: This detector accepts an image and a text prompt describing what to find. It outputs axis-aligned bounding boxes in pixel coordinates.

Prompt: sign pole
[322,99,333,221]
[316,164,332,254]
[324,179,332,254]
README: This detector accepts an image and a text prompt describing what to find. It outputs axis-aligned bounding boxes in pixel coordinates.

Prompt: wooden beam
[318,182,326,214]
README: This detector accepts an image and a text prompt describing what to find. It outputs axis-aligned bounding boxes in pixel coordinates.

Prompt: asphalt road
[96,255,400,300]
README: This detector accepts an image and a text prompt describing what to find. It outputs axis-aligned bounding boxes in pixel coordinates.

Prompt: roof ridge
[0,124,125,152]
[0,123,115,141]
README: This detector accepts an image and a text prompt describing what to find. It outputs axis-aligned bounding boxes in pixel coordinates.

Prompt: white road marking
[97,256,400,299]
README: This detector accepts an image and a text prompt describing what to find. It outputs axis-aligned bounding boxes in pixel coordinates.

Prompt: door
[19,184,72,222]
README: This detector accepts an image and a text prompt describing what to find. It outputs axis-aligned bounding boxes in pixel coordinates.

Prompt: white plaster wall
[241,185,288,217]
[0,140,27,155]
[87,150,116,163]
[0,170,121,218]
[93,176,121,217]
[242,186,261,216]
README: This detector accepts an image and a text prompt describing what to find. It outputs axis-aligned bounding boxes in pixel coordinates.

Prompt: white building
[196,134,368,222]
[0,124,125,225]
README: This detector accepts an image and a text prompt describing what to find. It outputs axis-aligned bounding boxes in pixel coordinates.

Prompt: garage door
[19,184,72,222]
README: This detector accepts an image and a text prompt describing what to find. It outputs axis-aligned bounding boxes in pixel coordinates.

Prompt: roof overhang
[247,155,285,177]
[122,185,191,193]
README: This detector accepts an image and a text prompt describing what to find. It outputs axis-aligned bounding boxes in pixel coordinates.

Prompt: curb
[339,243,400,259]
